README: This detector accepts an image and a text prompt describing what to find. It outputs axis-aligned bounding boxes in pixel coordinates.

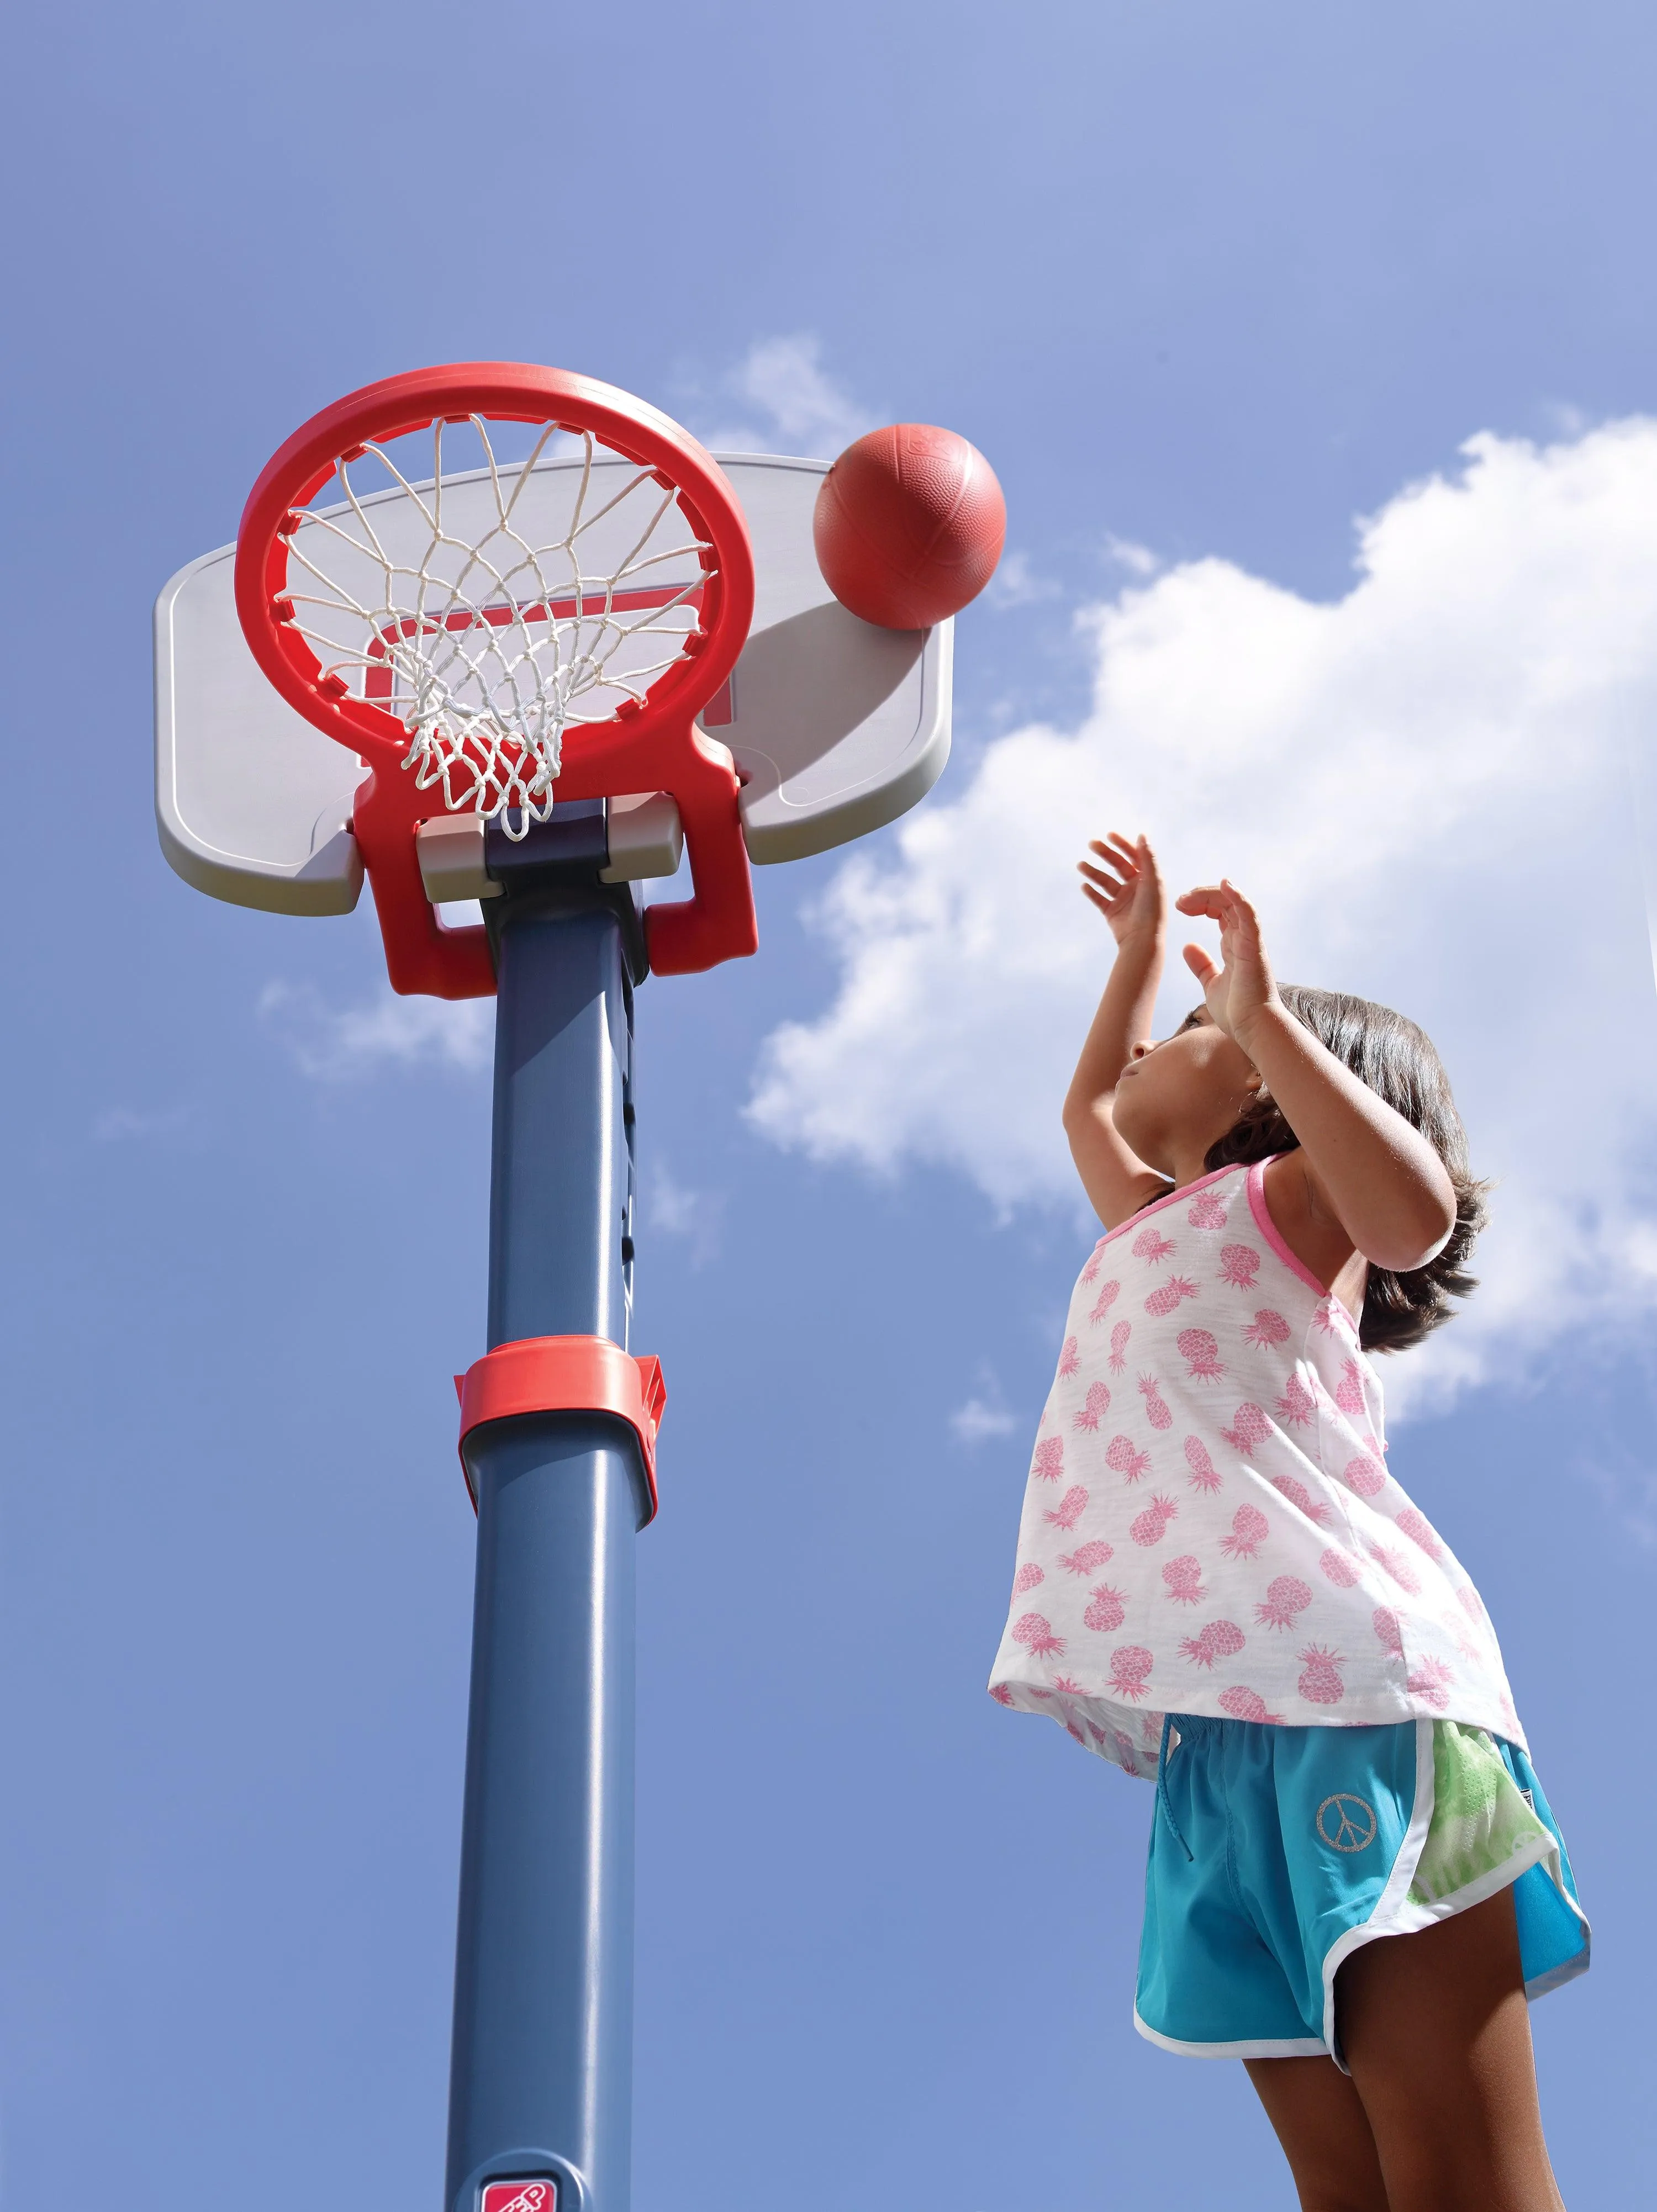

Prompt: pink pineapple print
[1073,1380,1112,1432]
[1106,1434,1152,1483]
[1144,1276,1199,1317]
[1218,1685,1284,1722]
[1080,1239,1108,1285]
[1221,1401,1271,1456]
[1057,1335,1080,1379]
[1342,1452,1386,1499]
[1187,1190,1228,1229]
[1440,1607,1482,1665]
[1176,1327,1225,1382]
[1319,1545,1362,1588]
[1088,1277,1122,1325]
[1112,1728,1138,1766]
[1052,1674,1083,1694]
[1297,1644,1347,1705]
[1218,1243,1260,1289]
[1107,1645,1155,1701]
[1184,1436,1223,1493]
[1406,1655,1455,1710]
[1270,1474,1332,1526]
[1243,1308,1291,1350]
[1255,1575,1314,1631]
[1059,1538,1114,1575]
[1032,1436,1065,1484]
[1130,1494,1179,1547]
[1372,1606,1403,1656]
[1334,1358,1366,1415]
[1044,1485,1089,1532]
[1133,1223,1177,1264]
[1394,1507,1444,1559]
[1180,1618,1246,1669]
[1012,1562,1045,1594]
[1011,1612,1065,1659]
[1138,1374,1173,1430]
[1275,1372,1317,1427]
[1368,1541,1422,1596]
[1220,1502,1269,1559]
[1162,1554,1206,1605]
[989,1682,1015,1706]
[1107,1321,1132,1374]
[1313,1298,1353,1338]
[1456,1584,1486,1623]
[1084,1583,1128,1632]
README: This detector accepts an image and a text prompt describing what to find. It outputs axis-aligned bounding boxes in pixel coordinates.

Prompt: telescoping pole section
[448,811,647,2212]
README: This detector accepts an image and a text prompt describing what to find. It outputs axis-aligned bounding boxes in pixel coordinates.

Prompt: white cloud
[261,982,493,1082]
[698,335,877,459]
[645,1158,724,1266]
[985,549,1062,609]
[748,420,1657,1413]
[951,1394,1019,1443]
[1103,533,1161,578]
[94,1104,192,1142]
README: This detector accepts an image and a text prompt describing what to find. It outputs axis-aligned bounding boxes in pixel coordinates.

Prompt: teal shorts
[1135,1712,1589,2066]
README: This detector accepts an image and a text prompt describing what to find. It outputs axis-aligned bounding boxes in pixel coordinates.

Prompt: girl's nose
[1130,1040,1152,1060]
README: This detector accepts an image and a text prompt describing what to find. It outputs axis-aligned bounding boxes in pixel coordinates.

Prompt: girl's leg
[1243,2055,1390,2212]
[1337,1886,1565,2212]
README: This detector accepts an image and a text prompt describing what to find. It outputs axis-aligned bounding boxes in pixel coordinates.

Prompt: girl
[989,833,1588,2212]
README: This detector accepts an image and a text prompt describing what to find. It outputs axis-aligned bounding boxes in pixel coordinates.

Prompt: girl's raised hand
[1174,879,1281,1047]
[1079,833,1166,948]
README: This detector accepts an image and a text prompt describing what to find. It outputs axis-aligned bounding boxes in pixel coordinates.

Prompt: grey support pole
[446,812,648,2212]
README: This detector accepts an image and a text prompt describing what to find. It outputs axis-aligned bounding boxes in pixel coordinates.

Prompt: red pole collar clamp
[455,1335,666,1523]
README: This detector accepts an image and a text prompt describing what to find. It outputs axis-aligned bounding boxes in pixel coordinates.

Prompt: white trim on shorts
[1131,2011,1326,2062]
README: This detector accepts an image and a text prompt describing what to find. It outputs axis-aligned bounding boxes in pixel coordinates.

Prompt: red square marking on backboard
[482,2182,557,2212]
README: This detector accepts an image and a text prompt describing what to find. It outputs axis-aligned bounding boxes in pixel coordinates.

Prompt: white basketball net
[277,418,715,836]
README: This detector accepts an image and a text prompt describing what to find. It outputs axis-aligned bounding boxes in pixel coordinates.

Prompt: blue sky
[4,3,1656,2205]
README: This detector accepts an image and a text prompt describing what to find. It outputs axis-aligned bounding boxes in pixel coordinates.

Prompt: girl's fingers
[1079,860,1128,894]
[1089,832,1146,872]
[1215,881,1262,951]
[1174,885,1226,918]
[1080,880,1115,914]
[1182,943,1220,984]
[1081,847,1129,874]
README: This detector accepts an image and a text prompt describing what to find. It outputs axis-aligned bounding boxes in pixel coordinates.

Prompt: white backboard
[155,454,952,916]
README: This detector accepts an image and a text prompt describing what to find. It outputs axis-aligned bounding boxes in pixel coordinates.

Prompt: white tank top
[988,1158,1523,1779]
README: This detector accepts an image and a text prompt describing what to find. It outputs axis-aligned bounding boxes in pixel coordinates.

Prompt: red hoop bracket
[454,1335,666,1523]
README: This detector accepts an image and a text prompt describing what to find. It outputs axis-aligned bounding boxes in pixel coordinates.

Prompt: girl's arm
[1063,833,1176,1227]
[1177,880,1455,1274]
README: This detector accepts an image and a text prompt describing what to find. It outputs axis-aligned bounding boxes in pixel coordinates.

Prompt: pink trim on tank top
[1102,1160,1237,1245]
[1246,1157,1329,1296]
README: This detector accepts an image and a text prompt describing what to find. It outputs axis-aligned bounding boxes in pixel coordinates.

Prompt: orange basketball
[813,423,1006,629]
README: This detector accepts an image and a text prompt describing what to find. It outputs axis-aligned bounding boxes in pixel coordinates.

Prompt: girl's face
[1112,1008,1262,1174]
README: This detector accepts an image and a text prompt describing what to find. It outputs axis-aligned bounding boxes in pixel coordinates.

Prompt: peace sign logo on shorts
[1315,1793,1378,1853]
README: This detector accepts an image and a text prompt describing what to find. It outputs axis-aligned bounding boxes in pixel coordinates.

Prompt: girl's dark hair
[1201,987,1489,1355]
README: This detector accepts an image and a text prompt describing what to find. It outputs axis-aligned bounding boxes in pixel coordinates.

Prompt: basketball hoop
[162,363,1004,2210]
[235,363,758,994]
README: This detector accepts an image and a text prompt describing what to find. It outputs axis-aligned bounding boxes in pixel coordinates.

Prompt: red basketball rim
[233,361,756,784]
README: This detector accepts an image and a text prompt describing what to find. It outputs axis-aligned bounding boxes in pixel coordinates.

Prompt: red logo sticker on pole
[482,2182,557,2212]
